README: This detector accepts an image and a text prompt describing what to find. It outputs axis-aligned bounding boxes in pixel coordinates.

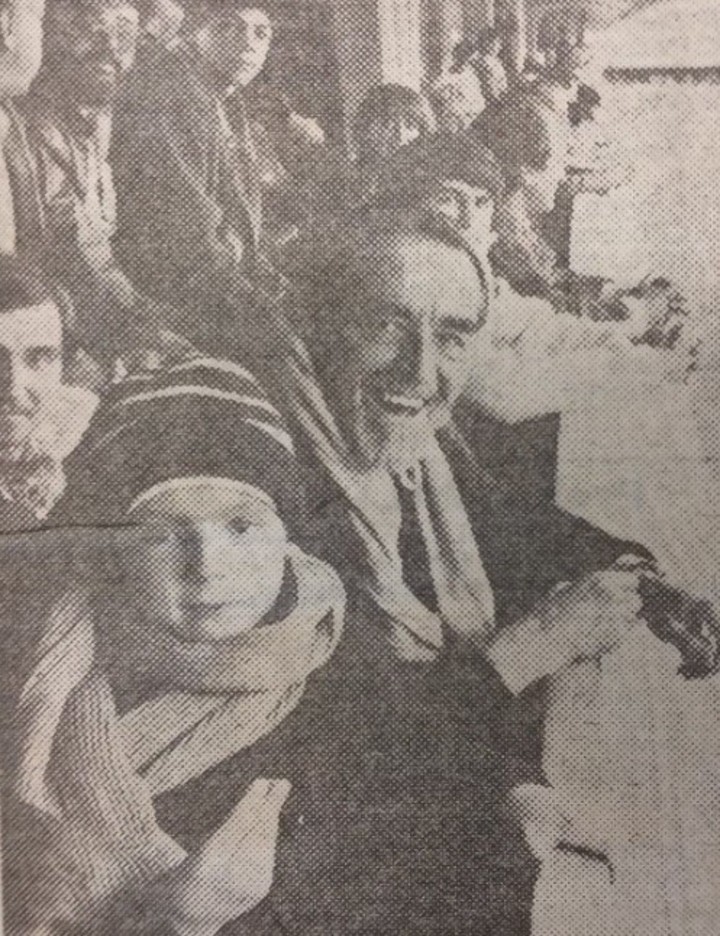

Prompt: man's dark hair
[353,84,436,162]
[288,209,490,341]
[0,255,58,315]
[183,0,283,27]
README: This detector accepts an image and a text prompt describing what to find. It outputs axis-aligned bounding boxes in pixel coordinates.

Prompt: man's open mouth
[373,393,426,417]
[182,599,235,619]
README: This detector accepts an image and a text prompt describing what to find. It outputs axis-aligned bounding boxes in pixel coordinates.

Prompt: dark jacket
[111,42,262,315]
[146,641,540,936]
[4,99,46,256]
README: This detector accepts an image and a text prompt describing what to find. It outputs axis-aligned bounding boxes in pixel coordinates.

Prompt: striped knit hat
[54,356,304,530]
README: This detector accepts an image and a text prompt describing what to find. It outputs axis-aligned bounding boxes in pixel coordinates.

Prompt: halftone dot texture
[5,0,720,934]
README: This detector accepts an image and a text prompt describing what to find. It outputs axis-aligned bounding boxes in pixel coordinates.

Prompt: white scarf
[274,316,496,661]
[15,545,345,815]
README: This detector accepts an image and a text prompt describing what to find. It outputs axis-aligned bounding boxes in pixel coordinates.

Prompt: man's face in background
[323,233,487,472]
[425,178,496,253]
[194,6,272,90]
[0,300,63,462]
[43,0,139,106]
[0,0,45,98]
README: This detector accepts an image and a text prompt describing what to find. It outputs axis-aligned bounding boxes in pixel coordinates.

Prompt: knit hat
[375,132,507,209]
[55,356,304,532]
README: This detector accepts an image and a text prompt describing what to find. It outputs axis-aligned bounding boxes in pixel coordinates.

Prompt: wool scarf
[15,544,345,818]
[271,313,496,662]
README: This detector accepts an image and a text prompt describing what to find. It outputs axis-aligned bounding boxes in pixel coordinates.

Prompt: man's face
[426,179,495,252]
[124,481,288,643]
[143,0,184,45]
[0,0,45,97]
[195,7,272,88]
[44,0,139,106]
[0,301,63,460]
[364,113,423,160]
[328,234,486,470]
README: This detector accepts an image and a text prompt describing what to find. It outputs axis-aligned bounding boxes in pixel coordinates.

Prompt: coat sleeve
[111,90,238,299]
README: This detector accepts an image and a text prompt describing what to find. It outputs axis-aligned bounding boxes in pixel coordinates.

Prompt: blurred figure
[427,67,485,135]
[453,27,508,107]
[137,0,183,50]
[112,0,282,321]
[230,85,327,252]
[23,0,139,275]
[0,0,45,256]
[353,83,435,166]
[306,83,436,239]
[20,0,191,374]
[473,93,576,304]
[0,256,96,527]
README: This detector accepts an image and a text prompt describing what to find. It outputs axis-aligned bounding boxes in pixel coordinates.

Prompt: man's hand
[488,561,646,694]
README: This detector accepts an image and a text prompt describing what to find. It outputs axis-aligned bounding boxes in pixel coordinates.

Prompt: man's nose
[0,358,34,412]
[181,523,233,584]
[457,194,471,231]
[398,326,439,399]
[236,24,253,52]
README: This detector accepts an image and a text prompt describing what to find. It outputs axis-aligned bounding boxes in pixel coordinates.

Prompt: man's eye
[25,348,59,371]
[228,519,251,535]
[255,26,271,40]
[437,331,468,355]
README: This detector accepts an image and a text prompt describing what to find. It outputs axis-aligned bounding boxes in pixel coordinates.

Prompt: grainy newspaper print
[1,0,719,933]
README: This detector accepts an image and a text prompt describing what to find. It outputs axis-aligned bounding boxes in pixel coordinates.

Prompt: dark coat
[149,641,540,936]
[111,42,262,314]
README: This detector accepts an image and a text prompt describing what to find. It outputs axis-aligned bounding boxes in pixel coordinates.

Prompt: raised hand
[488,558,647,694]
[151,778,292,936]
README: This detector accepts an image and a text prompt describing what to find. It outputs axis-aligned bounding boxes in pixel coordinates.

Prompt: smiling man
[319,229,486,475]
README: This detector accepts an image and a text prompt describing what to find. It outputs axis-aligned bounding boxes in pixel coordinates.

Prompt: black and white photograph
[1,0,720,932]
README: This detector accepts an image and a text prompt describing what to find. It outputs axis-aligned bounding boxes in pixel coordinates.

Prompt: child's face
[122,480,287,642]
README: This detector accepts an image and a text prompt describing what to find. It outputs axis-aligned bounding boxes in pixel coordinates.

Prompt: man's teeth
[382,395,424,413]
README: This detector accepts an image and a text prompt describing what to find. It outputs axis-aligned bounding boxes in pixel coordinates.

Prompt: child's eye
[228,519,251,536]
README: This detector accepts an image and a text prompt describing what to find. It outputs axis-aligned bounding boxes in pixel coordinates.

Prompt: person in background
[0,256,96,529]
[137,0,183,50]
[352,83,435,167]
[22,0,139,283]
[20,0,193,378]
[0,0,45,256]
[111,0,279,324]
[237,84,327,250]
[427,63,485,135]
[453,27,508,107]
[474,93,685,337]
[308,83,436,233]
